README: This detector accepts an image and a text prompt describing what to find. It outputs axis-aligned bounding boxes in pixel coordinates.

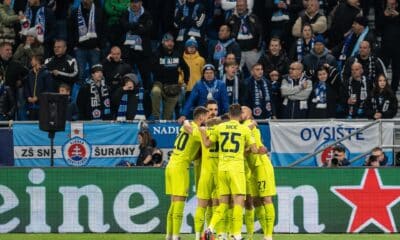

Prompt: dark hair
[333,145,345,153]
[138,130,153,148]
[373,74,393,96]
[251,62,263,70]
[0,42,12,49]
[193,106,209,119]
[31,54,44,65]
[229,104,242,117]
[301,23,314,35]
[205,99,217,107]
[58,83,71,92]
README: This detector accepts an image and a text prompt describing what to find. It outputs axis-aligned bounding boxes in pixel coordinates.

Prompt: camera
[331,158,339,166]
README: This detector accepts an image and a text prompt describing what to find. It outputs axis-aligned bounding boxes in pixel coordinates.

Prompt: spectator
[178,64,229,123]
[58,83,78,121]
[281,62,312,119]
[227,0,263,72]
[51,0,71,40]
[136,130,155,166]
[325,145,350,167]
[112,73,140,121]
[24,54,54,120]
[335,16,376,71]
[101,46,132,96]
[222,0,254,18]
[328,0,361,50]
[151,33,189,120]
[289,23,315,62]
[13,28,44,68]
[0,74,15,120]
[20,0,56,57]
[302,34,337,76]
[365,74,397,119]
[381,0,400,93]
[292,0,327,38]
[204,0,225,57]
[182,37,205,99]
[308,65,337,118]
[246,63,275,119]
[269,70,282,118]
[0,0,25,45]
[270,0,291,46]
[174,0,206,54]
[76,64,112,120]
[0,42,28,120]
[364,147,389,166]
[104,0,130,46]
[258,37,290,77]
[342,62,370,119]
[221,61,246,105]
[342,41,386,87]
[120,0,153,117]
[70,0,104,82]
[209,24,241,78]
[45,39,78,89]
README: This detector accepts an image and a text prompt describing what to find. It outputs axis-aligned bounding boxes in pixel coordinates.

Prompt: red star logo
[331,169,400,233]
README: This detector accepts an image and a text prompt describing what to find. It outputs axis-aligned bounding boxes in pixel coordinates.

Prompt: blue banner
[13,122,139,167]
[0,128,13,166]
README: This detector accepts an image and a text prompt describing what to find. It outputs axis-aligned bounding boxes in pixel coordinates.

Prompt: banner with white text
[269,121,394,166]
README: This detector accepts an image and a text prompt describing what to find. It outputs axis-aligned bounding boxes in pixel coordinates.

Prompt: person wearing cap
[302,34,337,76]
[0,0,26,45]
[178,64,229,123]
[111,73,139,121]
[182,37,205,99]
[76,64,112,120]
[44,39,78,89]
[13,27,45,68]
[174,0,206,54]
[69,0,104,83]
[151,32,189,120]
[334,15,376,71]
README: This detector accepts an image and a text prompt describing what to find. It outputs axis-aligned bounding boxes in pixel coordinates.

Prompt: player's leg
[254,197,267,237]
[165,166,173,240]
[171,195,186,240]
[230,171,246,240]
[262,196,275,240]
[195,198,209,240]
[244,195,255,240]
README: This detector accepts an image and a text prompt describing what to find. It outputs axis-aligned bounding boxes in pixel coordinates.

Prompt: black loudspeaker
[39,93,68,132]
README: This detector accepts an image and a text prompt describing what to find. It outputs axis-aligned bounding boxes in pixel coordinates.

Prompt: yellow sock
[166,202,174,236]
[232,205,243,236]
[172,201,185,236]
[245,208,254,238]
[214,205,225,235]
[226,207,233,234]
[209,203,229,230]
[194,206,206,234]
[206,206,213,226]
[264,203,275,237]
[255,206,267,236]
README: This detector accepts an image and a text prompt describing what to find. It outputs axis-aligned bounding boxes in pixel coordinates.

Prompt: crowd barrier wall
[0,167,398,233]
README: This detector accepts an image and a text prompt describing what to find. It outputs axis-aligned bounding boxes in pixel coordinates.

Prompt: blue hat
[314,34,325,45]
[202,64,215,73]
[162,33,174,43]
[185,37,198,48]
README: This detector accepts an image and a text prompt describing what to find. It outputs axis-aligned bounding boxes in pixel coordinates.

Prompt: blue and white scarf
[203,79,218,100]
[312,81,327,109]
[251,77,272,118]
[124,6,144,50]
[237,12,253,40]
[347,76,368,118]
[23,4,46,43]
[214,38,235,75]
[77,3,97,42]
[116,93,128,121]
[222,74,239,104]
[296,38,314,62]
[177,3,201,41]
[338,27,370,72]
[271,0,290,22]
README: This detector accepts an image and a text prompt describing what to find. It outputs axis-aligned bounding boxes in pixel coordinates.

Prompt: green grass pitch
[1,234,400,240]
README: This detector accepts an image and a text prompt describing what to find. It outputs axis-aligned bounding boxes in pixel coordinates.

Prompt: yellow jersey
[169,122,201,167]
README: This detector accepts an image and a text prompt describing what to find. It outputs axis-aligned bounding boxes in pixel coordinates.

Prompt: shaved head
[241,106,253,121]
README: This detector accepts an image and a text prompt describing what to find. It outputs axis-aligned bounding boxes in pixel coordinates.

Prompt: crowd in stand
[0,0,399,122]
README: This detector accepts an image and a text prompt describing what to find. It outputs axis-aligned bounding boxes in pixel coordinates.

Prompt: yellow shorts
[218,171,246,196]
[197,171,218,200]
[165,164,190,197]
[246,168,257,197]
[254,160,276,197]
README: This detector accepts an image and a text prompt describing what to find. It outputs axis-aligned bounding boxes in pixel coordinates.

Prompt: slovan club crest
[62,137,91,166]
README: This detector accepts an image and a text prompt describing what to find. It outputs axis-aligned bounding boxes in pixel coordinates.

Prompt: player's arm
[199,126,213,148]
[183,120,193,134]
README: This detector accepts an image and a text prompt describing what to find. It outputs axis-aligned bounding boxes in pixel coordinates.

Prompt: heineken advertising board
[0,168,399,233]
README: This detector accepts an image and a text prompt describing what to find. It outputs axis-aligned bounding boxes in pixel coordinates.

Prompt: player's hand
[183,120,193,134]
[258,146,268,154]
[177,116,186,125]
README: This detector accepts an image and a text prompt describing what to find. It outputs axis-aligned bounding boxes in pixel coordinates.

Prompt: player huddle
[165,101,276,240]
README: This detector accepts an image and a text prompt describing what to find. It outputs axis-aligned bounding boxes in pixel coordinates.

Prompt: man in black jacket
[120,0,153,117]
[69,0,104,82]
[44,39,79,89]
[112,73,139,121]
[102,46,132,95]
[151,33,189,120]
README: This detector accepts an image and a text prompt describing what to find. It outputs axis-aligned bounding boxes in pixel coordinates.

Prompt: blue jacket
[181,78,229,117]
